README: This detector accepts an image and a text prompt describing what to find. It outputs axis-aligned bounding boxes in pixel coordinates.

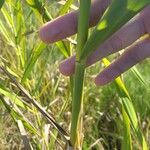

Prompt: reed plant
[0,0,150,150]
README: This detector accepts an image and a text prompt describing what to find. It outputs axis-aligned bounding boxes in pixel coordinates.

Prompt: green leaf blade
[80,0,150,61]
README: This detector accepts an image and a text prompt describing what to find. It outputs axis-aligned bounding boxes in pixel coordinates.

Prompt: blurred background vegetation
[0,0,150,149]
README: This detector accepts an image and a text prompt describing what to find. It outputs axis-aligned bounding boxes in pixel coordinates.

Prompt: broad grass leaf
[80,0,150,61]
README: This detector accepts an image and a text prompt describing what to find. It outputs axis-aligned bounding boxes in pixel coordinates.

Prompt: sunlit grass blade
[4,66,19,78]
[58,0,74,15]
[70,0,91,148]
[32,48,52,94]
[0,19,15,47]
[41,124,50,149]
[1,6,15,34]
[102,58,130,98]
[58,0,78,10]
[0,84,25,108]
[15,0,27,67]
[0,2,25,67]
[80,0,150,61]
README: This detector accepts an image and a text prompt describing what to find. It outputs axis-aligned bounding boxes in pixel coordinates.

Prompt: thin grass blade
[131,66,149,89]
[22,42,46,82]
[0,84,25,108]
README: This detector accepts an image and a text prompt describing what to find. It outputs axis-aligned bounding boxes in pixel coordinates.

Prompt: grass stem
[70,0,91,148]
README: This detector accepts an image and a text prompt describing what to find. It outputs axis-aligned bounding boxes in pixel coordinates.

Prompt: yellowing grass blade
[80,0,150,61]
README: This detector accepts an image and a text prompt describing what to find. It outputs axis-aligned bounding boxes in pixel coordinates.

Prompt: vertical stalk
[70,0,91,149]
[122,106,132,150]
